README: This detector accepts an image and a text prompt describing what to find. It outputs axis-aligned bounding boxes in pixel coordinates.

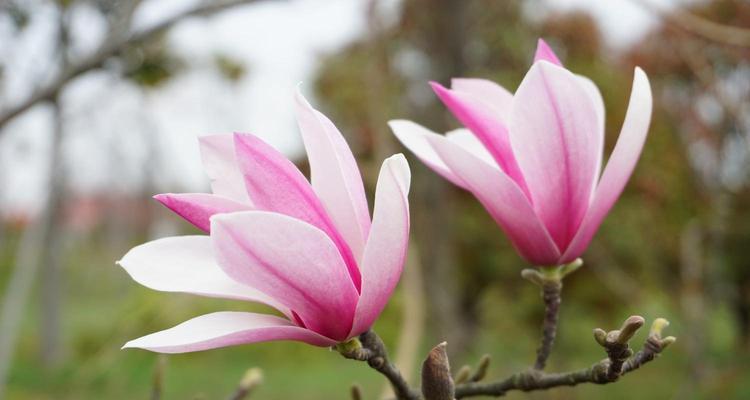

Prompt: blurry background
[0,0,748,398]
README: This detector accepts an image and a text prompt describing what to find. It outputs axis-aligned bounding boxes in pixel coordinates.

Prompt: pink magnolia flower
[118,92,411,353]
[389,39,652,266]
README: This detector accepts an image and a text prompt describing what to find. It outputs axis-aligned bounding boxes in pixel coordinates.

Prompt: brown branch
[337,330,420,400]
[629,0,750,47]
[454,317,675,398]
[0,0,272,129]
[346,262,673,399]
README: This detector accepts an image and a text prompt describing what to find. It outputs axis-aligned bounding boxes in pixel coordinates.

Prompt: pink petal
[389,120,469,190]
[349,155,411,336]
[154,193,252,232]
[425,134,561,265]
[560,68,652,263]
[123,312,336,353]
[576,75,606,187]
[232,133,361,290]
[450,78,513,118]
[210,211,359,341]
[198,135,251,204]
[117,236,289,315]
[534,38,563,66]
[509,61,601,250]
[295,91,371,259]
[431,82,529,195]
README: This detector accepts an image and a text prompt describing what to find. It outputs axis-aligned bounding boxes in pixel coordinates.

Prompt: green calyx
[334,337,362,355]
[521,258,583,286]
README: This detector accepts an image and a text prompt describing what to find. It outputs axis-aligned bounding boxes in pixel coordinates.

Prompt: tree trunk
[39,97,67,367]
[0,98,66,397]
[411,0,470,357]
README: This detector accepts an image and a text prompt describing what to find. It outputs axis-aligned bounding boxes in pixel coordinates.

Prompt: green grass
[3,231,750,399]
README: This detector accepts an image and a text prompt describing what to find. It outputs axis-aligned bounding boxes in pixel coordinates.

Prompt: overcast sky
[0,0,682,215]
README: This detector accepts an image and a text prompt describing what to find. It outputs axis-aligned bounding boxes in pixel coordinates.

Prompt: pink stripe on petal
[426,134,561,265]
[431,82,530,196]
[295,91,371,260]
[117,236,290,315]
[123,312,336,353]
[232,133,361,291]
[509,61,601,251]
[389,120,470,190]
[199,134,251,203]
[561,68,652,263]
[534,38,563,66]
[350,155,411,337]
[211,211,359,341]
[154,193,252,232]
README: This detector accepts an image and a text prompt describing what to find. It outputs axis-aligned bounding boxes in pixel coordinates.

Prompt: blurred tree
[626,0,750,393]
[0,1,268,398]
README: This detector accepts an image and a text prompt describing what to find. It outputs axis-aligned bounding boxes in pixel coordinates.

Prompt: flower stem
[521,259,582,370]
[534,279,562,370]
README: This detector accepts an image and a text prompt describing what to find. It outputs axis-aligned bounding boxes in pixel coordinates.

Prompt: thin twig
[629,0,750,47]
[337,331,420,400]
[453,317,675,398]
[0,0,272,129]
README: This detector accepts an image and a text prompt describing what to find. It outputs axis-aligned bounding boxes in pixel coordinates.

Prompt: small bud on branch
[421,342,454,400]
[350,384,363,400]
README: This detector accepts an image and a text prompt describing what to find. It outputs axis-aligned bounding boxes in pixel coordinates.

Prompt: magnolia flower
[118,92,411,352]
[390,39,652,266]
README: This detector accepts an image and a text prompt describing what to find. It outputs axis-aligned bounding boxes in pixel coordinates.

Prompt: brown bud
[421,342,454,400]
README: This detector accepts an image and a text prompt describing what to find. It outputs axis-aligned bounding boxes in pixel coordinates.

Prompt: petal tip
[387,119,414,133]
[534,38,563,66]
[153,193,170,205]
[428,81,448,94]
[634,66,650,84]
[294,86,312,108]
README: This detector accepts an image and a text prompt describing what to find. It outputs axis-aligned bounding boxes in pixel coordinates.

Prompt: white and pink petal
[509,61,601,250]
[123,312,336,353]
[198,134,251,204]
[561,68,652,263]
[154,193,252,232]
[295,91,371,259]
[232,133,360,289]
[117,236,289,314]
[425,134,561,265]
[389,120,469,190]
[210,211,359,341]
[350,155,411,336]
[430,82,529,193]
